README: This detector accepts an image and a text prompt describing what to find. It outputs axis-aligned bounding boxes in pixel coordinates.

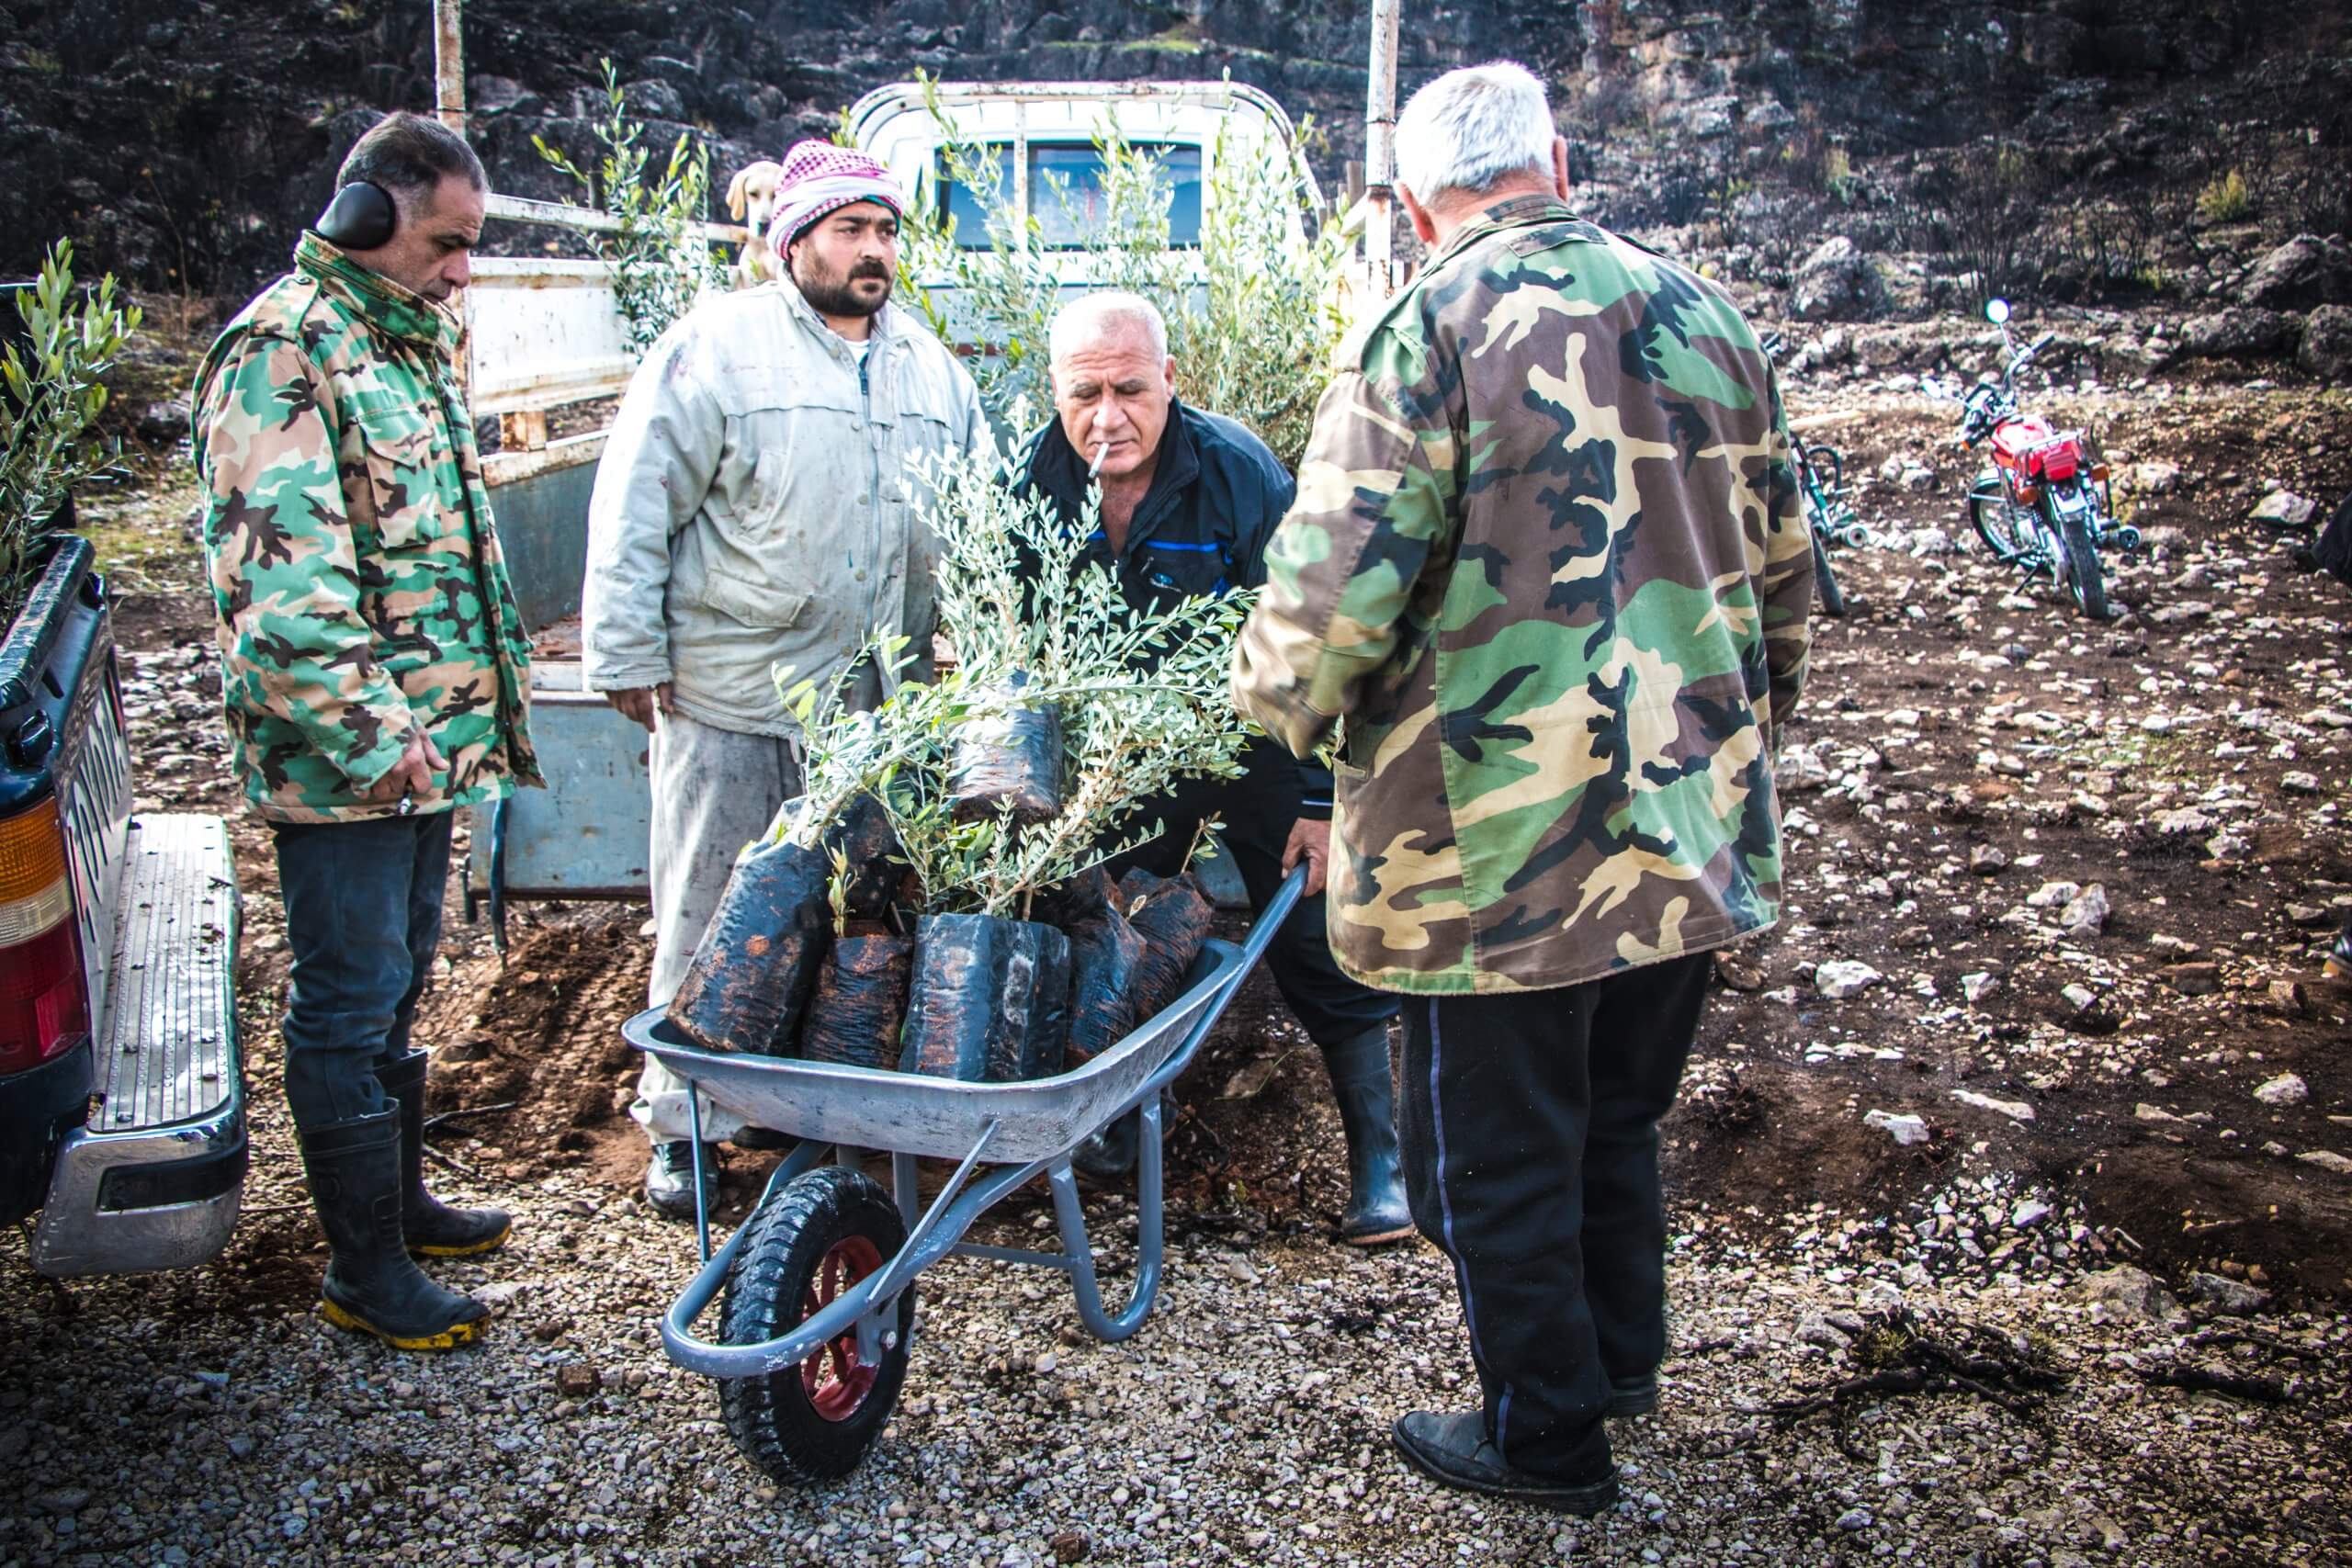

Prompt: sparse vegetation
[1,241,140,618]
[536,61,729,355]
[2197,167,2255,224]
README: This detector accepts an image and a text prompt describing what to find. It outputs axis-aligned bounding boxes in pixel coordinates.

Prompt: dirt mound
[414,914,653,1183]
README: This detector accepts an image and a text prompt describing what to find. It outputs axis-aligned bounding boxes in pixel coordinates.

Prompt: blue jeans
[270,810,456,1133]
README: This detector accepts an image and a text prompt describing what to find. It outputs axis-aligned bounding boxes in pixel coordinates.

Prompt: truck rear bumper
[30,814,244,1277]
[28,1104,247,1277]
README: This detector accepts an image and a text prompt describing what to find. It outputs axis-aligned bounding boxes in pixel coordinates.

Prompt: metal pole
[1363,0,1401,299]
[434,0,466,134]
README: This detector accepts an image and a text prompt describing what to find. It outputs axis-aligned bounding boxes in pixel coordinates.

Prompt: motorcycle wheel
[1967,477,2032,564]
[1811,530,1848,617]
[2056,510,2111,621]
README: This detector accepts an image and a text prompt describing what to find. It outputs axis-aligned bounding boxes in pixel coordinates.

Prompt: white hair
[1048,290,1169,366]
[1394,62,1556,206]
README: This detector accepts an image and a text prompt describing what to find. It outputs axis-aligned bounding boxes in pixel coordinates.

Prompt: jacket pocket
[358,414,446,550]
[697,571,814,630]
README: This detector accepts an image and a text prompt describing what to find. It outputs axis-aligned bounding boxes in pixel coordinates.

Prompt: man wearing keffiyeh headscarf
[763,141,907,326]
[582,141,989,1216]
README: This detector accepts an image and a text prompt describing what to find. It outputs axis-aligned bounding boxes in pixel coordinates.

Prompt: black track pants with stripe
[1396,952,1712,1479]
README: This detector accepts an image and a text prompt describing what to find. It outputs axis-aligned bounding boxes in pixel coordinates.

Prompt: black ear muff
[315,181,397,251]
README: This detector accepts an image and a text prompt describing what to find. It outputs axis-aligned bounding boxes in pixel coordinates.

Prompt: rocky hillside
[0,1,2346,375]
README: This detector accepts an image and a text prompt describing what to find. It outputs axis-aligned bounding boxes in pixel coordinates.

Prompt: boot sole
[320,1295,486,1350]
[410,1217,513,1258]
[1342,1221,1419,1247]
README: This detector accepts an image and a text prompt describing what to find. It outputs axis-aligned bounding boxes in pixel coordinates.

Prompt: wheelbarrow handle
[1238,864,1307,971]
[1125,863,1305,1113]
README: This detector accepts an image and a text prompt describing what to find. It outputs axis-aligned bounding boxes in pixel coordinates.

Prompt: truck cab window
[937,143,1204,251]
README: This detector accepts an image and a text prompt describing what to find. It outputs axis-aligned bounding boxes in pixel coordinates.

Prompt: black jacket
[1014,400,1333,818]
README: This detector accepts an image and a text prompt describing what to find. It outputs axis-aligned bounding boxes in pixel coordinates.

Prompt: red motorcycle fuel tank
[1991,414,2080,482]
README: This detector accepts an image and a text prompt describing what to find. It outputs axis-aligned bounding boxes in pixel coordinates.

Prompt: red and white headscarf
[766,141,905,253]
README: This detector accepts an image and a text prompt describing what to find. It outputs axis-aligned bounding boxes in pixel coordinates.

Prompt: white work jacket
[582,282,987,736]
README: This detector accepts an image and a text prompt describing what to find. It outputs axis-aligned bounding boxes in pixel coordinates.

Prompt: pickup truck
[0,524,243,1277]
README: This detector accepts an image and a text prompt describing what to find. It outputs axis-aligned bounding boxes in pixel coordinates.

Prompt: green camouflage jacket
[192,234,539,823]
[1232,197,1812,995]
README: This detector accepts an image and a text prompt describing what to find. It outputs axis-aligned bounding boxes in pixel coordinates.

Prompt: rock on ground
[2300,304,2352,382]
[2175,308,2299,361]
[1792,235,1885,322]
[2242,233,2352,311]
[1815,958,1883,998]
[2250,490,2318,527]
[2254,1073,2309,1107]
[2080,1265,2188,1326]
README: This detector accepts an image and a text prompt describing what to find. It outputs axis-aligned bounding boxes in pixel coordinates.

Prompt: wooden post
[434,0,466,134]
[1363,0,1401,300]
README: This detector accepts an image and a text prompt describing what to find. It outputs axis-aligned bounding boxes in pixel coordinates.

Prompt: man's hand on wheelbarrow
[1283,817,1330,898]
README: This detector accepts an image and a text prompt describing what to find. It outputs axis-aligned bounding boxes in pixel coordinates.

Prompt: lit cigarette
[1087,441,1108,479]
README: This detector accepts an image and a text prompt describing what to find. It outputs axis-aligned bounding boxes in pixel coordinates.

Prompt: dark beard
[794,262,891,319]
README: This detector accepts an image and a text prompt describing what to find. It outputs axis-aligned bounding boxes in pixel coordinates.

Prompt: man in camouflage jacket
[193,113,538,1351]
[1234,64,1811,1510]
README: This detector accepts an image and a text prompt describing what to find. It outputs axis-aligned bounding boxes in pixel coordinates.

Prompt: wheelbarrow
[621,869,1305,1483]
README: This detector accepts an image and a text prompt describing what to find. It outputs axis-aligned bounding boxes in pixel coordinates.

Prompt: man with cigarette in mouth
[1011,291,1413,1247]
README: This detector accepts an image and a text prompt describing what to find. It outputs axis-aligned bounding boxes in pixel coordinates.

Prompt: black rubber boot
[299,1112,491,1350]
[376,1051,511,1257]
[1323,1025,1416,1246]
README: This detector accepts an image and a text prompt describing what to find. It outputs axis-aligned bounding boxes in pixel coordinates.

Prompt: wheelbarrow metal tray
[623,937,1244,1164]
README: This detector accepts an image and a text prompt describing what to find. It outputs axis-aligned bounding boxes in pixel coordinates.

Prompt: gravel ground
[8,345,2352,1566]
[4,1142,2348,1566]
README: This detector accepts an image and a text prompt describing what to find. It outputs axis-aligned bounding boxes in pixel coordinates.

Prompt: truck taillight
[0,796,87,1075]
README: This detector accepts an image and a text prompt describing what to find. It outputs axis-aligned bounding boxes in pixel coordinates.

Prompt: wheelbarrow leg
[892,1151,921,1234]
[1051,1093,1166,1343]
[688,1090,712,1263]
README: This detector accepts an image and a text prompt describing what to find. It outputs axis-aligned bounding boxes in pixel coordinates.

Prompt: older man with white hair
[1234,63,1814,1507]
[1011,290,1413,1247]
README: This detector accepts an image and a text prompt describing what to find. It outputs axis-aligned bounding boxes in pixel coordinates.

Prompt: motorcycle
[1935,299,2138,621]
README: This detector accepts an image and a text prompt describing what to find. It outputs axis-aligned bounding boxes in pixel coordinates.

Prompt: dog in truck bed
[725,159,786,288]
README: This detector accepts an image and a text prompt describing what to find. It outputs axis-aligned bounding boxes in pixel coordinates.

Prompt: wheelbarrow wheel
[718,1165,915,1483]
